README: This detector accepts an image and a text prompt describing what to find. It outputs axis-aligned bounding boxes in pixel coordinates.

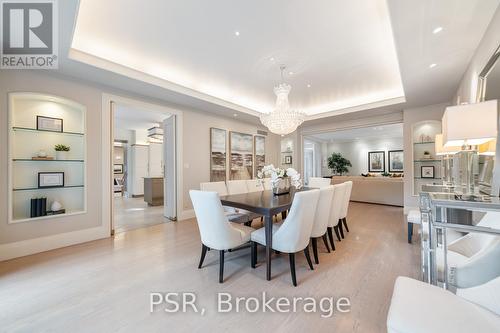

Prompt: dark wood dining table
[220,187,311,281]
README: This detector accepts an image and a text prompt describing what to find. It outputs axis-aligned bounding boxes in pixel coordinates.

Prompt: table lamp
[435,134,461,186]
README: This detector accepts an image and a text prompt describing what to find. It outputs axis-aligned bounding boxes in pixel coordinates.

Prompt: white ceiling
[307,123,403,143]
[114,104,170,131]
[53,0,499,125]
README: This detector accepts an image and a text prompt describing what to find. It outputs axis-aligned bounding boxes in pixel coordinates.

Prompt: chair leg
[198,244,208,269]
[281,211,287,220]
[343,217,349,232]
[311,238,319,264]
[327,227,336,251]
[219,250,225,283]
[304,245,314,270]
[408,222,413,244]
[334,225,342,242]
[289,253,297,287]
[338,220,345,239]
[251,242,257,268]
[322,234,331,253]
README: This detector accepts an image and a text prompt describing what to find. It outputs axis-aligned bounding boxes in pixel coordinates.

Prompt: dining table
[220,186,312,281]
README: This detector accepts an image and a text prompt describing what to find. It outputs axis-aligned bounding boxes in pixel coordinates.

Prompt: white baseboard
[178,209,195,221]
[0,225,109,261]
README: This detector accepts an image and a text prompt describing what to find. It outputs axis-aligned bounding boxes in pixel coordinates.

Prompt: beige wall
[182,110,281,210]
[403,103,449,212]
[455,6,500,104]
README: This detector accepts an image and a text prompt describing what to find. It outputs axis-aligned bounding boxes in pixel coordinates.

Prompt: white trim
[0,225,109,261]
[179,209,195,221]
[101,94,185,229]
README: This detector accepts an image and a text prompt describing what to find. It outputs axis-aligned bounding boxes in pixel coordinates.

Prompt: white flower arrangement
[257,164,303,189]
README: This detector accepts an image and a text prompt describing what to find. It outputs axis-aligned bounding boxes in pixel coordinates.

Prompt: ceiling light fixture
[233,113,238,117]
[288,71,294,75]
[429,63,437,68]
[432,26,443,34]
[307,84,311,88]
[260,65,306,135]
[270,57,275,62]
[234,31,240,36]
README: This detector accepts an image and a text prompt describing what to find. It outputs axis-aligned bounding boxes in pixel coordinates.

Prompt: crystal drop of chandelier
[260,66,306,135]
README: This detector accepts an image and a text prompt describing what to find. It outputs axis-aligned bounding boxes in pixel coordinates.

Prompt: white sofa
[330,176,403,207]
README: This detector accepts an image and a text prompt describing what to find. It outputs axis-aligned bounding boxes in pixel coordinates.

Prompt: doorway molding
[101,93,186,236]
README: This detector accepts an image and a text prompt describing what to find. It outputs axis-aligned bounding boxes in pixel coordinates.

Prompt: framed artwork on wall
[113,164,124,174]
[388,150,404,172]
[254,135,265,177]
[421,166,435,179]
[229,131,253,180]
[36,115,63,132]
[38,172,64,188]
[368,151,385,172]
[210,128,227,182]
[285,155,292,164]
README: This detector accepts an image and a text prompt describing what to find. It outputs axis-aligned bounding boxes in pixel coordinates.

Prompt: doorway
[107,97,179,234]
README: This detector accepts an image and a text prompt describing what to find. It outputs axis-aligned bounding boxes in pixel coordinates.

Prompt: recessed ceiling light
[234,31,240,36]
[307,84,311,88]
[429,63,437,69]
[289,71,294,75]
[233,113,238,117]
[270,57,275,62]
[432,26,443,34]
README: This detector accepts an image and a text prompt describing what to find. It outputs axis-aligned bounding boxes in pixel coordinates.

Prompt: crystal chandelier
[260,65,306,135]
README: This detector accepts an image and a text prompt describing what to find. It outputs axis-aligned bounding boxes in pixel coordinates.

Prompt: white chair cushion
[229,223,254,243]
[250,223,282,245]
[387,277,500,333]
[457,275,500,316]
[407,210,421,224]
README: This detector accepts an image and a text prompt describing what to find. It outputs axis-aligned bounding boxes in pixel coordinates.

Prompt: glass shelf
[414,159,442,162]
[13,159,84,162]
[415,177,442,180]
[12,127,84,136]
[13,185,84,191]
[413,141,435,145]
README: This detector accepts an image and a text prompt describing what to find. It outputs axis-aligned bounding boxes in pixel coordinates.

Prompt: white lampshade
[442,100,498,147]
[435,134,460,155]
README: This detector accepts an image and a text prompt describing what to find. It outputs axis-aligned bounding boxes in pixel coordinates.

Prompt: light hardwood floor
[0,202,420,332]
[113,196,168,233]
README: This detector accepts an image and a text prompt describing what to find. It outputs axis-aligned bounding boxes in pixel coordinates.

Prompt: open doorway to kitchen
[109,99,177,234]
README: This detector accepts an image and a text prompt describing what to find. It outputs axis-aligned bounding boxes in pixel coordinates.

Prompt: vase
[56,151,68,160]
[273,177,291,195]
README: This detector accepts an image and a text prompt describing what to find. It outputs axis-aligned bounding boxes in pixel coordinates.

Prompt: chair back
[189,190,244,250]
[457,274,500,316]
[273,189,320,253]
[262,178,272,190]
[308,177,332,188]
[311,186,335,238]
[340,181,353,218]
[329,183,346,227]
[200,181,228,196]
[246,179,264,192]
[226,180,249,195]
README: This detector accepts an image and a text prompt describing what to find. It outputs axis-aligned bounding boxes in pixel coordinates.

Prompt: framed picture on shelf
[285,155,292,164]
[210,128,227,182]
[421,166,435,179]
[113,164,123,174]
[368,151,385,172]
[38,172,64,188]
[388,150,404,172]
[229,131,253,180]
[36,116,63,132]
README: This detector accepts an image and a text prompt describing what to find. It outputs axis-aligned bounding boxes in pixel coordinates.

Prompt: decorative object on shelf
[284,155,292,164]
[229,131,253,180]
[147,126,164,142]
[37,115,63,132]
[210,128,227,182]
[113,164,124,174]
[54,144,70,160]
[421,166,435,179]
[388,150,404,172]
[327,152,352,175]
[36,149,47,158]
[30,197,47,217]
[259,65,306,135]
[32,156,54,160]
[422,150,432,159]
[368,151,385,172]
[257,164,302,195]
[254,135,266,177]
[51,200,63,212]
[419,133,432,143]
[382,172,390,177]
[38,172,64,188]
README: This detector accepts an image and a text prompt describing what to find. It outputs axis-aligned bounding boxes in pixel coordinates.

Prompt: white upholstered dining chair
[226,180,249,194]
[250,189,320,286]
[262,178,272,190]
[246,179,264,192]
[308,177,332,188]
[189,190,254,283]
[327,183,346,248]
[310,186,335,264]
[338,180,353,238]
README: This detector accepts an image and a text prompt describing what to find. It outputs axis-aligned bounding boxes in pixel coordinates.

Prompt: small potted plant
[54,144,70,160]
